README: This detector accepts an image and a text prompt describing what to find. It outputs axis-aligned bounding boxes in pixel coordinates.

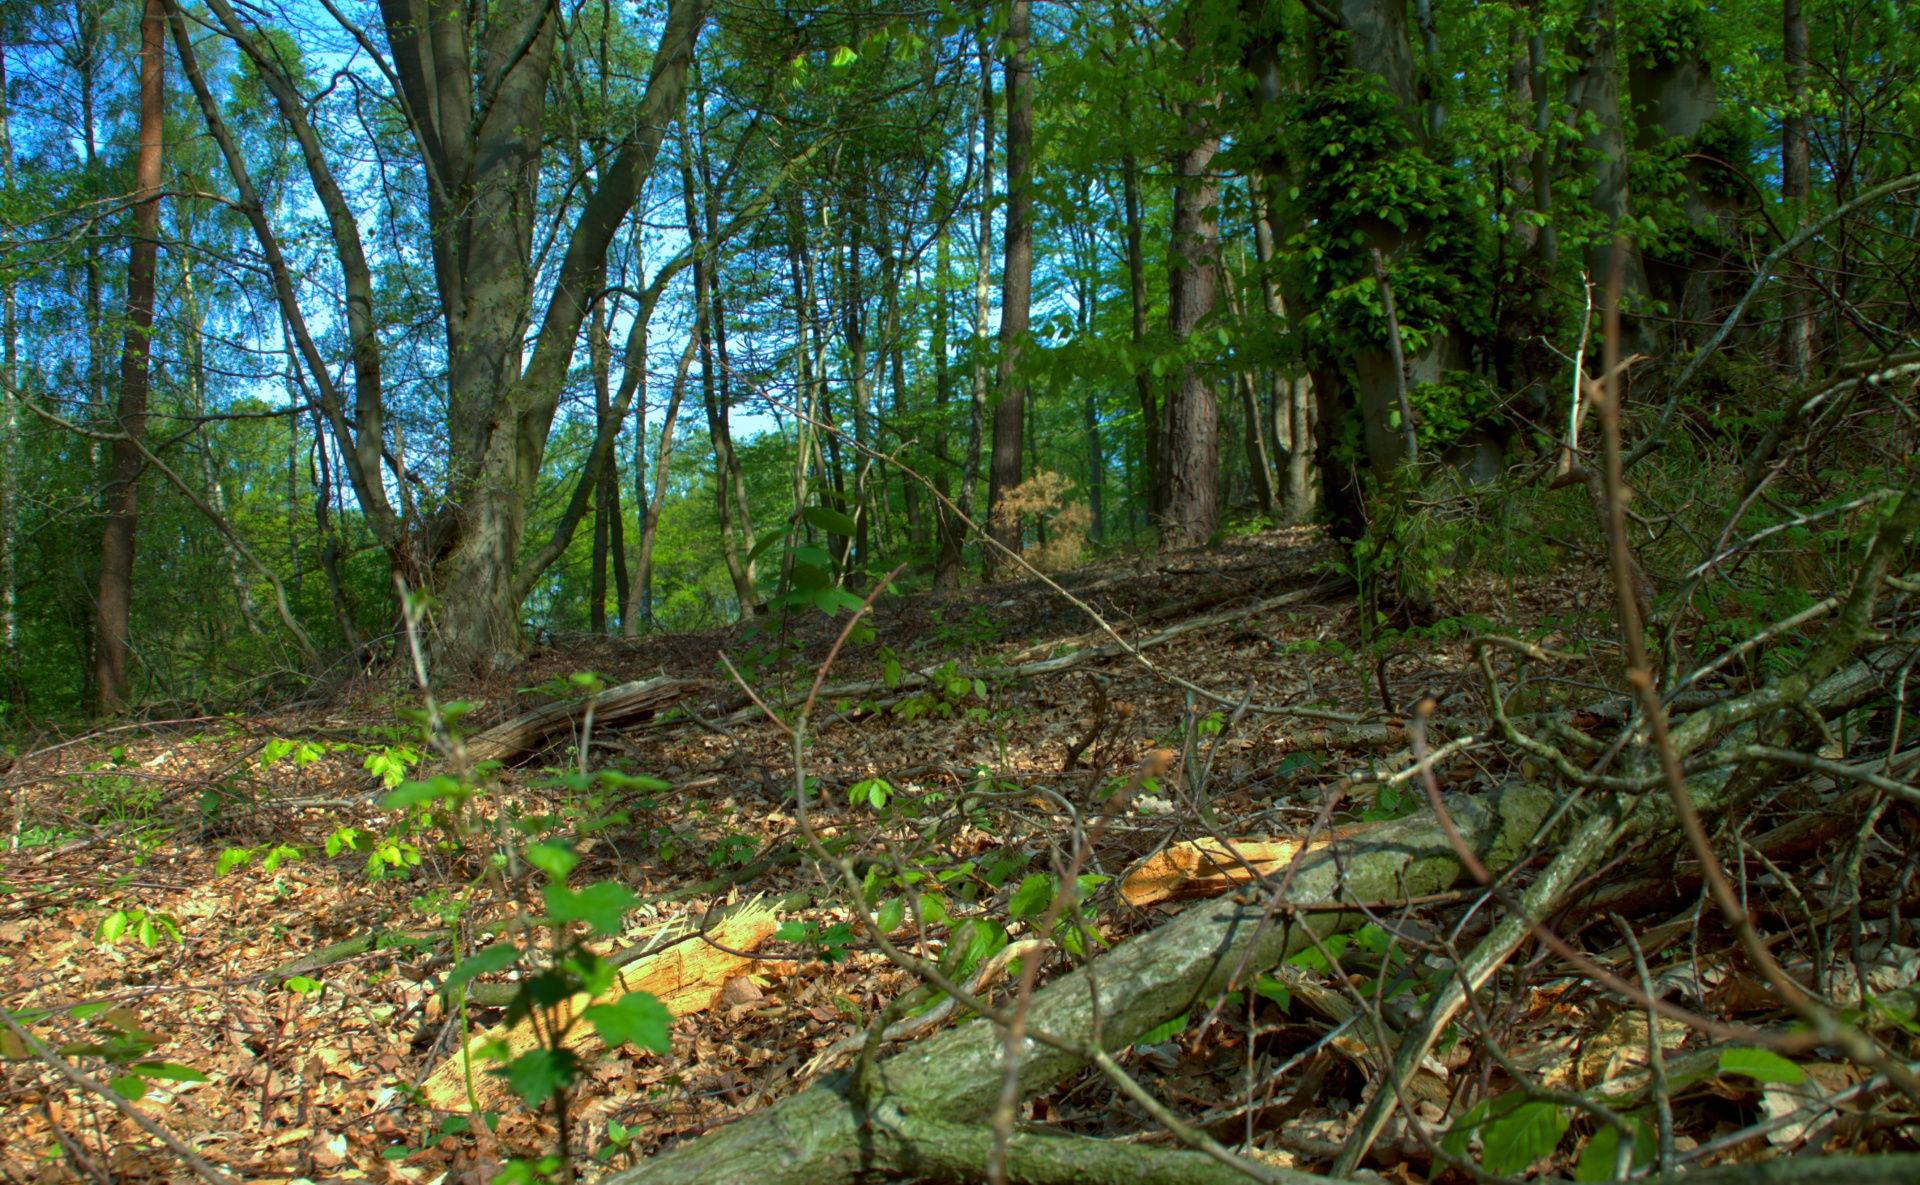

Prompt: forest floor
[3,526,1914,1184]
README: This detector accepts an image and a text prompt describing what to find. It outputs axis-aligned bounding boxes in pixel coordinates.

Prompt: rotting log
[464,675,693,764]
[602,781,1554,1185]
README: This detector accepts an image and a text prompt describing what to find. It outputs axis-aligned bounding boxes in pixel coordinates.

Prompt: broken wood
[464,675,694,764]
[421,899,778,1113]
[1120,836,1338,909]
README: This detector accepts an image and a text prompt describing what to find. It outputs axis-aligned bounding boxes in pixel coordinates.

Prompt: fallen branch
[465,675,694,763]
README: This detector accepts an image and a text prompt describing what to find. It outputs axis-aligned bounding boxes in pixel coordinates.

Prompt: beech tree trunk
[1160,106,1220,551]
[985,0,1033,580]
[94,0,164,713]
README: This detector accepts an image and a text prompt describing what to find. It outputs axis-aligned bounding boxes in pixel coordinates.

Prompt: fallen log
[464,675,693,764]
[603,780,1555,1185]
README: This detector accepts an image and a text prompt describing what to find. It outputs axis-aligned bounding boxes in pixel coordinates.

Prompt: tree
[985,0,1034,579]
[93,0,164,712]
[171,0,707,669]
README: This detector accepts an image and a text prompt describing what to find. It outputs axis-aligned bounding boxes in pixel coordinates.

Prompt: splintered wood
[462,674,692,763]
[1121,836,1336,908]
[420,902,779,1113]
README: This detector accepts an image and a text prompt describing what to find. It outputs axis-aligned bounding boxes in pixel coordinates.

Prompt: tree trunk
[1160,105,1220,551]
[684,148,756,617]
[1630,26,1726,353]
[94,0,164,713]
[0,38,19,712]
[1083,393,1103,544]
[985,0,1033,580]
[1221,266,1276,521]
[1121,152,1156,516]
[947,29,993,588]
[1564,0,1650,322]
[633,335,699,635]
[1782,0,1812,377]
[932,176,963,589]
[590,275,615,634]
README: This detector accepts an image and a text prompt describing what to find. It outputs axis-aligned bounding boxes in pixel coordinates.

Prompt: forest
[2,0,1920,1180]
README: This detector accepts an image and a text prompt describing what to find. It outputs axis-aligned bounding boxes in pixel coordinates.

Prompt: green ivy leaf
[583,991,672,1055]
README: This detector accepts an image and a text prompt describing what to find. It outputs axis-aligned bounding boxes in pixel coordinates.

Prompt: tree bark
[1563,0,1651,325]
[1121,152,1156,518]
[0,38,19,712]
[1160,106,1221,551]
[947,30,994,588]
[684,146,756,617]
[94,0,164,713]
[1782,0,1812,377]
[985,0,1033,580]
[590,274,615,634]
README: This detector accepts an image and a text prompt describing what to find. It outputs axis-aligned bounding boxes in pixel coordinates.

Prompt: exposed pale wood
[463,674,694,764]
[421,902,777,1112]
[1120,836,1341,908]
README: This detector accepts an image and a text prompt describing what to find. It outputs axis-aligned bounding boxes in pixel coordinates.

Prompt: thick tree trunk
[1160,109,1220,551]
[985,0,1033,580]
[1564,0,1650,322]
[1631,32,1727,352]
[94,0,164,713]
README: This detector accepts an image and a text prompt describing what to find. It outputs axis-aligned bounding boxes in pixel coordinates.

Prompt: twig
[1,1010,239,1185]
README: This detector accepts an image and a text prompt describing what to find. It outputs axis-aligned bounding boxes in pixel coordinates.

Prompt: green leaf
[96,911,128,945]
[804,505,858,536]
[1008,874,1054,921]
[284,976,322,994]
[109,1074,148,1100]
[1138,1012,1188,1044]
[129,1061,209,1083]
[1718,1047,1804,1084]
[525,840,579,881]
[583,992,672,1055]
[216,848,253,876]
[1480,1099,1567,1176]
[381,1146,411,1161]
[1575,1118,1656,1182]
[543,881,639,936]
[1254,974,1292,1014]
[493,1047,580,1106]
[443,943,521,994]
[382,775,468,810]
[829,45,858,68]
[875,898,906,935]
